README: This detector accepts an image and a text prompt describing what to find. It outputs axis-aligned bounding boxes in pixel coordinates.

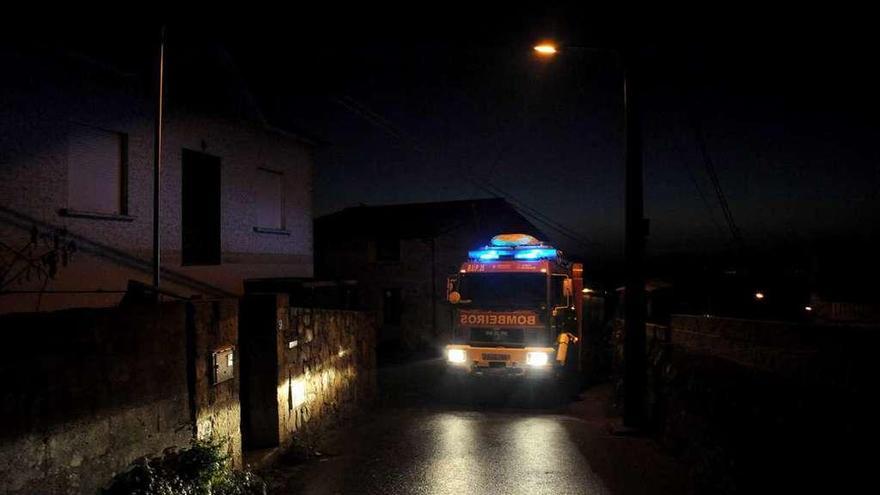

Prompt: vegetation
[102,439,265,495]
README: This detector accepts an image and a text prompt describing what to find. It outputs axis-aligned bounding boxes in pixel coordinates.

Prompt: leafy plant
[103,439,265,495]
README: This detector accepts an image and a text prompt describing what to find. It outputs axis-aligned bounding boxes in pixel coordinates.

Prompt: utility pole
[622,49,647,428]
[533,42,648,426]
[152,25,166,293]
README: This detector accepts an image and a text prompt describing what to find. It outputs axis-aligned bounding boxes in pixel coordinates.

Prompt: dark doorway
[382,288,402,326]
[181,149,221,266]
[239,295,280,451]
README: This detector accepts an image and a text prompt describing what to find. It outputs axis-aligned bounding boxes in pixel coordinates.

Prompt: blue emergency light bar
[513,248,558,260]
[468,243,558,262]
[469,248,502,260]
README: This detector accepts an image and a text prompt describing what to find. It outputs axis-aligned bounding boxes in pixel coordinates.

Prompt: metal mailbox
[212,347,235,385]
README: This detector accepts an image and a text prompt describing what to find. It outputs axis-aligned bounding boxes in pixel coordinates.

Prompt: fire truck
[445,233,584,378]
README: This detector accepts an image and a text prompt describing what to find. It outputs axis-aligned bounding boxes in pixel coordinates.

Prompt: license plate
[481,353,510,361]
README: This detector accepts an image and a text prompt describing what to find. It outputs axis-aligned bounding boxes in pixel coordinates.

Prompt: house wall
[0,300,242,495]
[0,50,313,314]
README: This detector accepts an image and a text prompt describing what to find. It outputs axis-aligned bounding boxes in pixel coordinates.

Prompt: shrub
[103,439,265,495]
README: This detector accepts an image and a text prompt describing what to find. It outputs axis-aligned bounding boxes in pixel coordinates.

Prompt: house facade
[315,199,544,354]
[0,47,314,313]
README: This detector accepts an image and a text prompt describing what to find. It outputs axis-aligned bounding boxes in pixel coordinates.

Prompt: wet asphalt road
[265,359,687,495]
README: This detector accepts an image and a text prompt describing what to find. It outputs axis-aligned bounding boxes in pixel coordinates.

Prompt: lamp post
[534,42,647,428]
[152,25,166,293]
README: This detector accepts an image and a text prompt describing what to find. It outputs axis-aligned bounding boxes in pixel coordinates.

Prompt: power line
[671,126,727,239]
[332,95,596,250]
[466,174,595,249]
[688,113,743,246]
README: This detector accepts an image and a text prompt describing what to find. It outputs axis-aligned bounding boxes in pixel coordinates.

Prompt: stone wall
[613,315,879,493]
[279,307,377,445]
[663,315,876,394]
[189,299,242,468]
[0,299,242,494]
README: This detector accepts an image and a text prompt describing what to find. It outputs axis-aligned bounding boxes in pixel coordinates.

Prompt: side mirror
[448,291,462,304]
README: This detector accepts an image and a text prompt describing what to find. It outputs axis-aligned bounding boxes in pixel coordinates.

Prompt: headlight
[526,352,550,366]
[447,348,467,364]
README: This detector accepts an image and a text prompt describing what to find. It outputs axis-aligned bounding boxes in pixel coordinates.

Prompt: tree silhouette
[0,225,77,306]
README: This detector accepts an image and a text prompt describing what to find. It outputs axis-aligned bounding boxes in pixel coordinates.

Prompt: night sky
[10,8,880,264]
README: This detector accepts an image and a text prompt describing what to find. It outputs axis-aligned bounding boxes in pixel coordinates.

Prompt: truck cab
[445,234,583,378]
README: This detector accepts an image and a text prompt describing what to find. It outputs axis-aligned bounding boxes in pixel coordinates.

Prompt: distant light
[754,292,765,300]
[534,44,558,55]
[540,268,547,273]
[460,269,466,273]
[582,288,594,294]
[805,306,813,312]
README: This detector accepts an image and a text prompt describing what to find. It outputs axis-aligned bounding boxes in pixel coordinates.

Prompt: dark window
[181,149,221,266]
[255,167,284,230]
[382,288,402,325]
[376,237,400,262]
[67,123,128,214]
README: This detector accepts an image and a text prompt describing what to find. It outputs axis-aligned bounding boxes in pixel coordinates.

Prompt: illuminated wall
[278,305,377,447]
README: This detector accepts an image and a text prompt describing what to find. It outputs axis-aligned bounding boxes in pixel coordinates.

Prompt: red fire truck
[445,233,584,378]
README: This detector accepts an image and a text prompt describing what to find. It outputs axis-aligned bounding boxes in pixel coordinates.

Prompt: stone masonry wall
[190,299,243,468]
[0,299,242,494]
[612,315,880,493]
[0,303,191,494]
[278,305,376,447]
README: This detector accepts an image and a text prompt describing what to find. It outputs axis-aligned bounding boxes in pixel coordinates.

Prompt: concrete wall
[0,49,313,314]
[0,300,242,494]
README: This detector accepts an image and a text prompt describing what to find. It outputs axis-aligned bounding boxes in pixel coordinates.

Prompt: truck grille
[481,353,511,361]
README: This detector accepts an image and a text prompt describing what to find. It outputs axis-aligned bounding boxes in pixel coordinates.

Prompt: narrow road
[263,359,689,495]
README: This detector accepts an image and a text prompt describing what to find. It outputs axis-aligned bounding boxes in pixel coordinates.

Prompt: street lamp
[533,43,558,55]
[533,42,647,429]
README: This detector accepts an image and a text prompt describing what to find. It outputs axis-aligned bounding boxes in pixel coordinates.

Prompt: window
[254,168,285,232]
[376,237,400,262]
[67,123,127,215]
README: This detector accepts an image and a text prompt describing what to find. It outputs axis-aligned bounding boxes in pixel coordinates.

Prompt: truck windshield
[459,273,547,308]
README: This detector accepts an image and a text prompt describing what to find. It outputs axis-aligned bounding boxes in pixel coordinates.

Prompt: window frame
[60,121,131,220]
[252,166,288,235]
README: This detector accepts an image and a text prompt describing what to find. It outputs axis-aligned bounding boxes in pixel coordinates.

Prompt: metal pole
[622,49,647,428]
[152,25,166,292]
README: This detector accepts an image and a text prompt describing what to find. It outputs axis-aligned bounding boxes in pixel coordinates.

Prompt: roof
[315,198,545,240]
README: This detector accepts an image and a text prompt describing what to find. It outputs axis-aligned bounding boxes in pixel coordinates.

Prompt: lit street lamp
[534,42,647,428]
[533,43,558,55]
